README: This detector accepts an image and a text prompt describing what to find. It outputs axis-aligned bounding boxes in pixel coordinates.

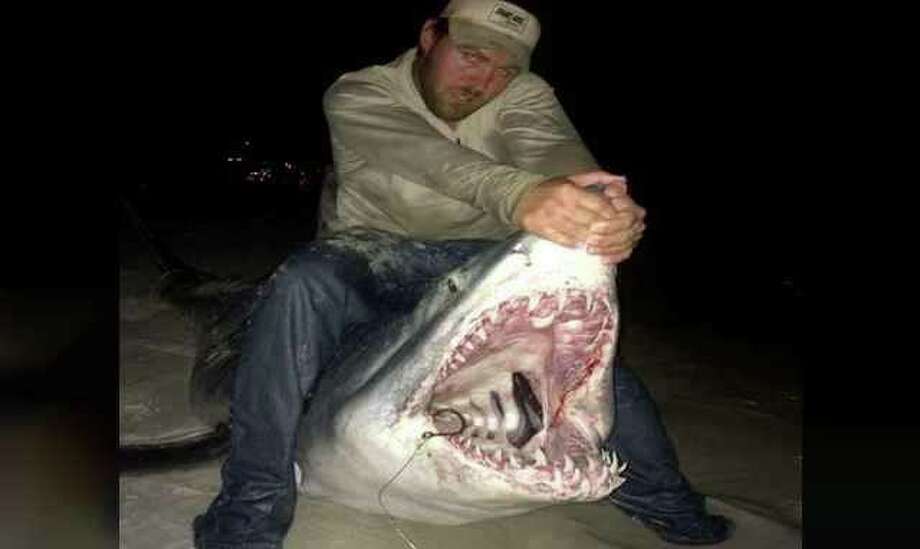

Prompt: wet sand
[118,187,801,548]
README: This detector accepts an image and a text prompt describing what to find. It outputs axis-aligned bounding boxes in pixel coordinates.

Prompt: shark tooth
[586,455,601,474]
[527,296,541,314]
[472,445,484,460]
[534,447,548,467]
[530,312,555,329]
[599,462,611,484]
[569,466,582,486]
[508,453,522,469]
[563,455,575,475]
[491,448,505,465]
[601,448,613,466]
[578,474,592,497]
[560,319,584,332]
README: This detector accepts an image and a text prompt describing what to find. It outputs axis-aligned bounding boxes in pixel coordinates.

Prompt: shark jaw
[298,235,626,525]
[406,284,626,505]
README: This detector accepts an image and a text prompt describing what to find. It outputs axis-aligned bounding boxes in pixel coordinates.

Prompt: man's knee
[268,247,372,307]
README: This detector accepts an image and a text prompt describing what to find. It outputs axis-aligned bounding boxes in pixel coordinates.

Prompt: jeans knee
[269,251,371,309]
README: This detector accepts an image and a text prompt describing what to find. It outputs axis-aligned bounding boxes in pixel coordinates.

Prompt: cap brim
[448,18,531,71]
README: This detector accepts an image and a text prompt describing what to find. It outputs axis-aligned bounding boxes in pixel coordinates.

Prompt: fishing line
[377,409,466,549]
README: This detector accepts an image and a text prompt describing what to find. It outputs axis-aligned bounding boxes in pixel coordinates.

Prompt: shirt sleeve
[323,75,547,228]
[497,74,601,178]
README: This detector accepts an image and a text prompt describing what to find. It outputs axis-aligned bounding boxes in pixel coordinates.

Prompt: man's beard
[430,88,487,121]
[414,58,487,122]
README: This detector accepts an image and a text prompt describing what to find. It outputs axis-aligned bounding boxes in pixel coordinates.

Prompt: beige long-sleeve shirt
[320,47,599,241]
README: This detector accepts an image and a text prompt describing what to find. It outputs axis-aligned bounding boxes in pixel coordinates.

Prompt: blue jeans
[193,230,704,548]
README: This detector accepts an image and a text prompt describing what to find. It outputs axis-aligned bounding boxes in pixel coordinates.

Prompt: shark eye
[511,243,532,266]
[447,278,458,293]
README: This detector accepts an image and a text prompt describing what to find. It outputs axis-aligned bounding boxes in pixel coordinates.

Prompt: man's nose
[466,65,500,91]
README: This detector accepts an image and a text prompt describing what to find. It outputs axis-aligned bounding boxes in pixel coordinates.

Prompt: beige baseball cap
[440,0,542,71]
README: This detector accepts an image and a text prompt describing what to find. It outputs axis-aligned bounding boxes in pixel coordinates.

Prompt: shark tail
[120,195,256,465]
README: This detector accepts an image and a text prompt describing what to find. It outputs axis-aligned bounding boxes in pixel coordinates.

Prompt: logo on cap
[488,2,529,35]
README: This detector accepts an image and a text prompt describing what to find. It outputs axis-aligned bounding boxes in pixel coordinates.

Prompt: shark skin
[295,232,627,525]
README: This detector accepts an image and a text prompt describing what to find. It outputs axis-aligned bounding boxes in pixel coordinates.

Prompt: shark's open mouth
[425,288,619,497]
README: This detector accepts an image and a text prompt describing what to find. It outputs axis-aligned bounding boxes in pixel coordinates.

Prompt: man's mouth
[425,289,620,496]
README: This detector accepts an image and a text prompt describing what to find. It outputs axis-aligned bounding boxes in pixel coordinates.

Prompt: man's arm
[498,75,647,264]
[324,76,546,228]
[498,74,601,178]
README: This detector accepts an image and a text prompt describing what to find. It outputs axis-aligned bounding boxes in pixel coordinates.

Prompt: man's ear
[418,19,439,56]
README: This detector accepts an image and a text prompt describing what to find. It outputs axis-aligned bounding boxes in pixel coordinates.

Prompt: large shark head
[298,233,625,525]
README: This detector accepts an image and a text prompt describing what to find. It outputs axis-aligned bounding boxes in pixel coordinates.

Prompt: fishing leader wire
[376,409,467,549]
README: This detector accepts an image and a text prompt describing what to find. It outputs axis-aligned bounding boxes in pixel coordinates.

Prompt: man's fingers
[588,214,644,235]
[571,188,620,221]
[588,238,641,256]
[542,226,581,248]
[514,176,644,253]
[563,201,607,231]
[606,190,646,218]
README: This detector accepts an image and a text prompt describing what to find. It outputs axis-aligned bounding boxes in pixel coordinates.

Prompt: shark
[121,196,627,526]
[291,233,627,525]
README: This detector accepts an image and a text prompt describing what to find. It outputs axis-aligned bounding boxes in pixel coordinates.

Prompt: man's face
[415,21,521,122]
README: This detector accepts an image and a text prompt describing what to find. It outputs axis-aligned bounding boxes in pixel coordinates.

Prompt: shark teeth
[585,292,596,315]
[447,433,618,497]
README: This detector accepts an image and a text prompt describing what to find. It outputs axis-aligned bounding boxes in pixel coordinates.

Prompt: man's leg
[193,242,378,549]
[606,363,734,545]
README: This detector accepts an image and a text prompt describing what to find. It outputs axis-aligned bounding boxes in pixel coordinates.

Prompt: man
[194,1,733,546]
